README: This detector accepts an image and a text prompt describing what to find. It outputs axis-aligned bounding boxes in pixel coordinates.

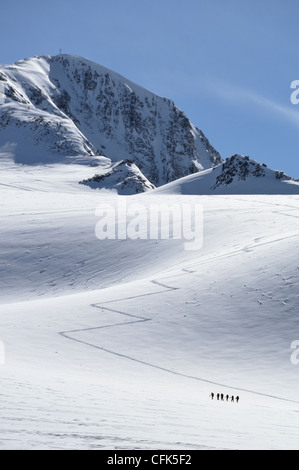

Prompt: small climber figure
[217,393,220,400]
[210,392,214,400]
[231,395,235,402]
[221,393,224,401]
[226,394,229,402]
[236,396,240,403]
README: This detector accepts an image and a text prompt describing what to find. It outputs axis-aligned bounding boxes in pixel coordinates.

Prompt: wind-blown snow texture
[0,55,221,185]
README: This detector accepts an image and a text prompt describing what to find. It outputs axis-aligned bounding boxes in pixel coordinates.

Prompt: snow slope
[0,156,299,450]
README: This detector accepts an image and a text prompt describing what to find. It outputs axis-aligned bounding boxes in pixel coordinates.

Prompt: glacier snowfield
[0,159,299,450]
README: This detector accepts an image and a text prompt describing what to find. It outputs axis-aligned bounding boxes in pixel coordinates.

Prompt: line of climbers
[210,392,239,403]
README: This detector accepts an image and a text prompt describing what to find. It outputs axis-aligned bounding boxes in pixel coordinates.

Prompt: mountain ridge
[153,154,299,195]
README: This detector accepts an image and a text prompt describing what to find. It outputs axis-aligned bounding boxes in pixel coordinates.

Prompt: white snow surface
[1,155,299,450]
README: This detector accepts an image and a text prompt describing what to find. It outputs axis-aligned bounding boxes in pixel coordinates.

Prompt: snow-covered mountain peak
[0,54,222,184]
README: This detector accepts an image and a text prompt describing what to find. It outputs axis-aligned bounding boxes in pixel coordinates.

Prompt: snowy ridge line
[59,277,299,405]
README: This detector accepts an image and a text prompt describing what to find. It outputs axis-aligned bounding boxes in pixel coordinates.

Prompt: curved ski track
[60,264,299,405]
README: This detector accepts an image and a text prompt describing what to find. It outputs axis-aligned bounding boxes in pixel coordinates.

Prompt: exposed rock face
[211,155,267,189]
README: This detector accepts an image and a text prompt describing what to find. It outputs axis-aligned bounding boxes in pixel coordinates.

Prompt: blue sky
[1,0,299,177]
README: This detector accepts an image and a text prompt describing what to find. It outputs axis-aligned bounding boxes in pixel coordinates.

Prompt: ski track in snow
[60,228,299,405]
